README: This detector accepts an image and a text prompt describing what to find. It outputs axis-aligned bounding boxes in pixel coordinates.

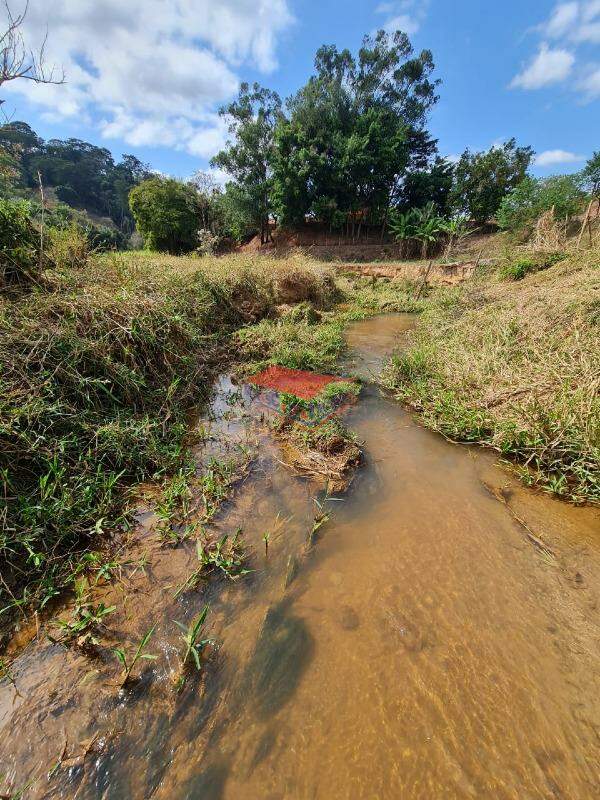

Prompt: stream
[1,314,599,799]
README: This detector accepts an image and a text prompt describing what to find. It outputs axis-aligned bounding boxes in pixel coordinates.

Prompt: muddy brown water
[1,314,599,799]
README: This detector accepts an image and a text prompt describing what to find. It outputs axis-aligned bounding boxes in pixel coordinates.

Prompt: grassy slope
[0,251,341,619]
[384,247,600,503]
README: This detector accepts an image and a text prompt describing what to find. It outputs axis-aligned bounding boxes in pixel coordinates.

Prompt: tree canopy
[129,177,200,254]
[451,139,535,224]
[212,82,282,244]
[212,31,440,237]
[0,121,151,233]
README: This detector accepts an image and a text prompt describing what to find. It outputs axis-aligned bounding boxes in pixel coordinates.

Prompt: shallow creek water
[1,314,599,799]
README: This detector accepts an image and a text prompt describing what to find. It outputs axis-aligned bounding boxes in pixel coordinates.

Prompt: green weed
[175,604,213,672]
[112,625,157,686]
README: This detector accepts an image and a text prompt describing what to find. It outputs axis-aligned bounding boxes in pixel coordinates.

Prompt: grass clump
[499,251,566,281]
[383,248,600,503]
[237,316,347,373]
[337,274,426,317]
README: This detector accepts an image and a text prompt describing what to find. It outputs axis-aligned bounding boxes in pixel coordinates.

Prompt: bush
[500,258,537,281]
[497,175,586,233]
[196,228,219,256]
[47,224,90,270]
[88,225,127,252]
[500,252,567,281]
[0,198,40,287]
[129,177,200,254]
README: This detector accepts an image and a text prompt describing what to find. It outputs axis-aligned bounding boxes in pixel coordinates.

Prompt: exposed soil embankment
[335,259,477,285]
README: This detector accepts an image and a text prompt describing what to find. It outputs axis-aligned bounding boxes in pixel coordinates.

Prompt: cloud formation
[511,43,575,89]
[534,148,585,166]
[2,0,294,157]
[511,2,600,98]
[375,1,429,37]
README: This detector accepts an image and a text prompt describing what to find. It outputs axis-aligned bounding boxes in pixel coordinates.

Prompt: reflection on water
[1,315,599,800]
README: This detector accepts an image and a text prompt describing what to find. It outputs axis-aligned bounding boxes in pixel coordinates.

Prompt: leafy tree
[451,138,534,223]
[212,83,282,244]
[272,30,439,231]
[398,157,454,215]
[212,182,259,242]
[582,151,600,196]
[129,177,200,254]
[497,174,585,232]
[189,170,223,233]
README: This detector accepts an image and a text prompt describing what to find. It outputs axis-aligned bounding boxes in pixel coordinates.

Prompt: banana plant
[389,208,418,257]
[413,208,446,258]
[441,215,474,259]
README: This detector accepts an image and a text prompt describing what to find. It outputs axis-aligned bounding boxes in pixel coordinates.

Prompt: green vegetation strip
[382,252,600,504]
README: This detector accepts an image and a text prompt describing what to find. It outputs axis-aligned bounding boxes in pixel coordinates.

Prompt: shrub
[196,228,219,256]
[497,175,586,233]
[500,258,537,281]
[129,177,200,254]
[0,198,40,287]
[47,223,90,270]
[500,252,567,281]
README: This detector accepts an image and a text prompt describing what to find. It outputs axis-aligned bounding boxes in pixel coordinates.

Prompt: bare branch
[0,1,65,92]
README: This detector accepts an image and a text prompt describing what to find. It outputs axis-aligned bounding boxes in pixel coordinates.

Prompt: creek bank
[383,250,600,504]
[2,314,599,800]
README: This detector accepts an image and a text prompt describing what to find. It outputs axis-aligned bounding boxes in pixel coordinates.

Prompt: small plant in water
[52,602,116,648]
[307,512,330,547]
[49,578,116,648]
[174,530,251,599]
[175,604,213,673]
[112,625,157,686]
[0,658,16,689]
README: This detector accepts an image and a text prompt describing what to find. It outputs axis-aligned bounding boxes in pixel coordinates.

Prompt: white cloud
[577,64,600,97]
[545,2,580,37]
[510,43,575,89]
[2,0,293,157]
[514,3,600,99]
[534,149,585,165]
[375,1,429,36]
[544,1,600,43]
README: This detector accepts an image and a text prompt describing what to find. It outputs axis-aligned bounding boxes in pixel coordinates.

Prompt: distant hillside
[0,121,152,238]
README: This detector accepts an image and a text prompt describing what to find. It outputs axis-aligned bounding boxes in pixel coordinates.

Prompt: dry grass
[384,246,600,503]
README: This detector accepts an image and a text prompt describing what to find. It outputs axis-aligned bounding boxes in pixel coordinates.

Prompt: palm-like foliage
[390,202,447,258]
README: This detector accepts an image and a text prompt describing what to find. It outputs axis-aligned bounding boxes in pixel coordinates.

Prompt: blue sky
[3,1,599,178]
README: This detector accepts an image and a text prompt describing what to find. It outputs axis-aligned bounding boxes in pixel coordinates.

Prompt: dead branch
[0,1,65,104]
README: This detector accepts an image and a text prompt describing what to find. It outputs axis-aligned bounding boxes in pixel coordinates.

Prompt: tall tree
[272,30,440,233]
[451,138,535,224]
[212,82,282,244]
[582,151,600,197]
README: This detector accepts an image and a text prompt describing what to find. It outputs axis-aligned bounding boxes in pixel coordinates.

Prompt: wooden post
[416,260,433,300]
[37,170,45,269]
[577,199,595,250]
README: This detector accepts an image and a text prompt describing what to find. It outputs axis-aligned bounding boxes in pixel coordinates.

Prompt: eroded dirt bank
[1,315,599,800]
